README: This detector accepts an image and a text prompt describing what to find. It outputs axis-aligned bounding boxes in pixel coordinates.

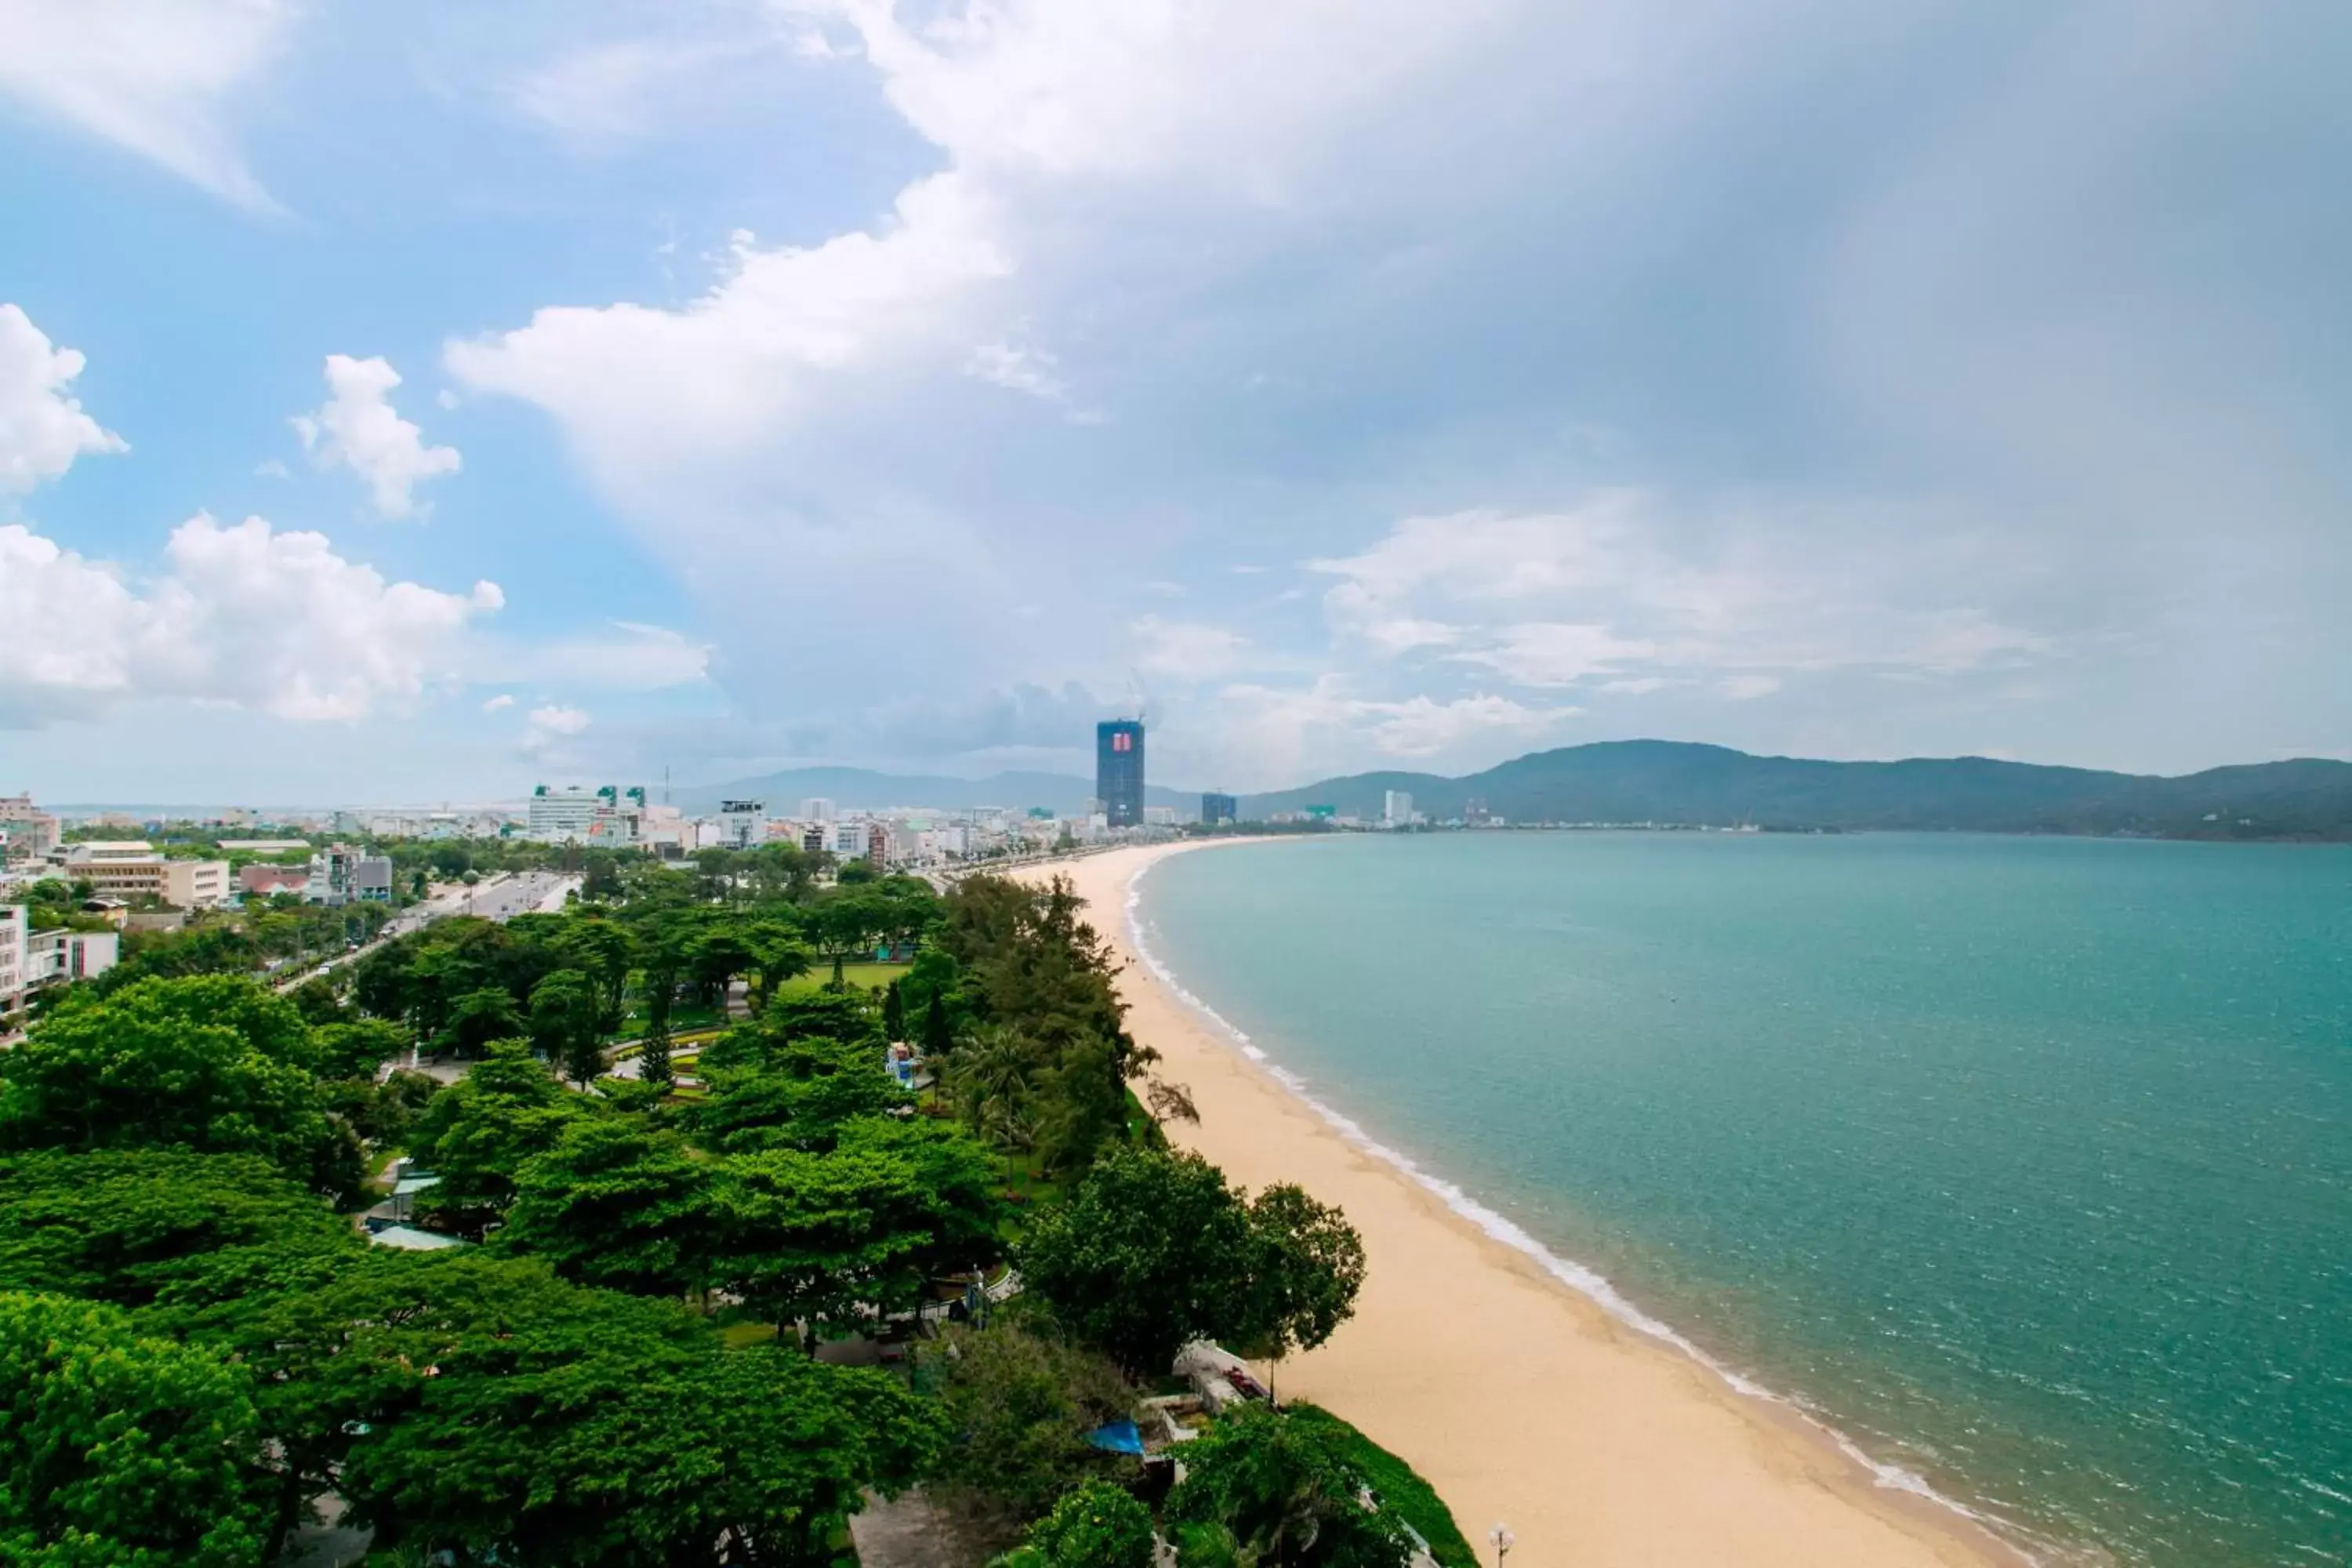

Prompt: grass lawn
[720,1320,781,1348]
[774,960,910,996]
[615,999,728,1036]
[1285,1403,1478,1568]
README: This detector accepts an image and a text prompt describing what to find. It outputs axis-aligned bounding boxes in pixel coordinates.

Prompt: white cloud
[521,704,592,759]
[1313,499,2057,696]
[430,0,2350,784]
[510,34,775,142]
[1202,677,1578,783]
[0,0,296,211]
[1363,693,1577,757]
[0,515,502,728]
[513,622,713,691]
[1131,615,1249,677]
[292,355,462,520]
[481,693,516,711]
[1453,622,1655,688]
[447,180,1011,477]
[966,339,1065,400]
[0,304,127,493]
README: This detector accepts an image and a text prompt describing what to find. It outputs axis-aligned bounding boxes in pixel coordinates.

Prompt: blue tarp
[1087,1420,1145,1456]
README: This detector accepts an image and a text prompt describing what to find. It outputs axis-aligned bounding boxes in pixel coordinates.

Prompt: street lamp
[1488,1525,1514,1568]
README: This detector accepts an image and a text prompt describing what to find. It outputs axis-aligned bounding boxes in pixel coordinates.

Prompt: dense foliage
[0,855,1399,1566]
[1021,1149,1366,1379]
[1167,1405,1412,1568]
[1007,1480,1160,1568]
[0,1290,268,1568]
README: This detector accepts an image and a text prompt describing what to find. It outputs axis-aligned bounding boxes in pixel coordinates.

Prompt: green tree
[529,967,607,1086]
[333,1256,940,1567]
[711,1143,931,1345]
[325,1068,442,1149]
[314,1017,412,1080]
[406,1042,581,1221]
[746,920,816,1012]
[0,1149,359,1311]
[1166,1404,1410,1568]
[580,848,624,902]
[688,1028,907,1154]
[1010,1480,1157,1568]
[557,916,637,1028]
[1243,1185,1367,1400]
[689,927,759,1007]
[0,1290,270,1568]
[639,1012,675,1090]
[434,984,526,1058]
[1020,1148,1256,1376]
[503,1119,713,1298]
[0,976,358,1198]
[927,1320,1138,1523]
[884,978,908,1041]
[924,989,956,1057]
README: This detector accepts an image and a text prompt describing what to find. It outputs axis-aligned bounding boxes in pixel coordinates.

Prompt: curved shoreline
[1022,840,2042,1568]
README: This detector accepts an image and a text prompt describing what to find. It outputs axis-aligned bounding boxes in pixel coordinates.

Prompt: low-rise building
[0,796,60,863]
[36,927,119,987]
[717,799,767,850]
[1,909,120,1014]
[307,844,394,906]
[240,864,311,899]
[49,843,232,908]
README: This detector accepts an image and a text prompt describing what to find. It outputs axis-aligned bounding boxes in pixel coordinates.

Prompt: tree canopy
[0,1290,270,1568]
[1022,1149,1365,1380]
[0,977,360,1199]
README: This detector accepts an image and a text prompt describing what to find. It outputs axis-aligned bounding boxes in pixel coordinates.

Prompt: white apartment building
[0,907,119,1015]
[1383,790,1415,827]
[0,904,25,1014]
[798,797,837,823]
[32,927,118,988]
[715,799,767,850]
[308,844,394,906]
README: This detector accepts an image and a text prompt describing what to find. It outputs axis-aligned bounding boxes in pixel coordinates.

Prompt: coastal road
[272,871,579,993]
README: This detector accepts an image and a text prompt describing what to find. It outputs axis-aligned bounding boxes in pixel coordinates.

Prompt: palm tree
[946,1024,1040,1161]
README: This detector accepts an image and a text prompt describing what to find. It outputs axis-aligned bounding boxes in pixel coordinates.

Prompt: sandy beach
[1019,840,2034,1568]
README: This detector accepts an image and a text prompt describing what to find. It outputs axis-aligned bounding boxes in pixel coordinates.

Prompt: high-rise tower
[1095,719,1145,828]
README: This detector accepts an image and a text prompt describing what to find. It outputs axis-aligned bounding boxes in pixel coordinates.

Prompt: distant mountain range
[1240,740,2352,842]
[673,766,1198,818]
[681,742,2352,841]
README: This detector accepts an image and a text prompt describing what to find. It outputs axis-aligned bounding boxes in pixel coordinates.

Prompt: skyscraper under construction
[1095,719,1145,828]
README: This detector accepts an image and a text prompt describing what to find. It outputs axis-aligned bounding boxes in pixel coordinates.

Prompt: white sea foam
[1123,851,2046,1563]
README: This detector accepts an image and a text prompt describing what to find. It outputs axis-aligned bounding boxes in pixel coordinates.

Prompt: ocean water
[1134,833,2352,1567]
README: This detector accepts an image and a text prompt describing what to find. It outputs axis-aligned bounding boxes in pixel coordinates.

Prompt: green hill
[1240,741,2352,842]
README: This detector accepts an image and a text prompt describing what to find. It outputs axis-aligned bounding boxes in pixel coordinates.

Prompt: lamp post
[1488,1524,1514,1568]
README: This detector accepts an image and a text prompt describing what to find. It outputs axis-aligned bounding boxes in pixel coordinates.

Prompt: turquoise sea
[1134,833,2352,1567]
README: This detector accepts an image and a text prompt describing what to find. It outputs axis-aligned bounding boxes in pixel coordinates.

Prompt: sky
[2,0,2348,805]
